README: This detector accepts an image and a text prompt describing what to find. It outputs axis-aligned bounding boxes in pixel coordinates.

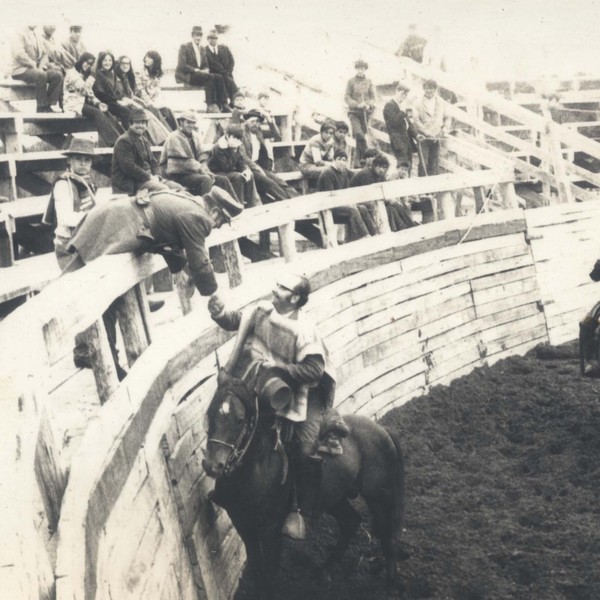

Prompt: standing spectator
[160,112,240,199]
[175,26,229,113]
[136,50,177,130]
[344,60,376,165]
[112,108,183,195]
[208,124,260,207]
[93,50,134,129]
[395,24,428,63]
[412,79,451,176]
[299,121,336,181]
[382,82,418,176]
[240,109,296,203]
[61,25,87,70]
[11,26,63,112]
[63,52,123,146]
[350,154,418,231]
[317,149,376,241]
[205,29,238,107]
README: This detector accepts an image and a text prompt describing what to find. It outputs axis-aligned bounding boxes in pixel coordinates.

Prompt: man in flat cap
[160,111,240,200]
[112,107,183,195]
[175,26,230,113]
[344,59,377,164]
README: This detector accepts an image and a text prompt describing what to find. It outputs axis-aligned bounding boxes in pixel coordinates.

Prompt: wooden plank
[84,318,120,405]
[277,222,297,262]
[318,209,338,248]
[221,240,244,288]
[114,284,151,368]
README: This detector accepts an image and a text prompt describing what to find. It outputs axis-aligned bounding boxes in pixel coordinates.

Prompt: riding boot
[580,318,600,377]
[282,455,323,540]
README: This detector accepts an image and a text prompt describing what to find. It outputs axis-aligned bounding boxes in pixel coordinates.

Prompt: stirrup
[282,510,306,540]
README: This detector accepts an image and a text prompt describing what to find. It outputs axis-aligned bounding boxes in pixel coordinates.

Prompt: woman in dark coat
[92,50,134,129]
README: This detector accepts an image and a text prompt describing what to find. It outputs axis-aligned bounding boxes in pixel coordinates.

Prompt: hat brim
[63,150,95,157]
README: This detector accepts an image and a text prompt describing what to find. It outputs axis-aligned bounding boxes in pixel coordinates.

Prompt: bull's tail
[384,427,405,542]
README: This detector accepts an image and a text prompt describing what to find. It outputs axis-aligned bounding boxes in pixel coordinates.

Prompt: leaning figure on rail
[208,273,350,539]
[580,260,600,377]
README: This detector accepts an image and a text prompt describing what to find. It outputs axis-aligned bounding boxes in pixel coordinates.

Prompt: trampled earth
[235,341,600,599]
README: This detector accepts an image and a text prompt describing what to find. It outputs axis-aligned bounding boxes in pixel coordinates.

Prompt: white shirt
[193,43,201,68]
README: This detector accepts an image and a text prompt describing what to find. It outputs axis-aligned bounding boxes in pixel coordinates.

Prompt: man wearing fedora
[112,107,183,195]
[61,183,242,379]
[175,26,230,113]
[205,29,238,108]
[160,111,239,200]
[208,274,348,538]
[240,109,296,203]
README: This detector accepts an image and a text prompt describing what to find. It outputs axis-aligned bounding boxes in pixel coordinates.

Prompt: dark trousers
[331,205,372,241]
[169,172,238,200]
[189,71,227,107]
[159,107,177,130]
[348,111,372,165]
[221,74,238,103]
[13,67,63,109]
[418,139,440,176]
[253,170,290,203]
[81,103,123,146]
[106,102,133,130]
[216,171,259,207]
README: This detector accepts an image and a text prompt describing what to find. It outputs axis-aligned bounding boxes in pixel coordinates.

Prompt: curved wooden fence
[1,170,599,599]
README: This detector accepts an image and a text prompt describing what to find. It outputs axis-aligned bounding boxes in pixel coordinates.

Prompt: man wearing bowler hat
[208,273,348,538]
[112,107,184,195]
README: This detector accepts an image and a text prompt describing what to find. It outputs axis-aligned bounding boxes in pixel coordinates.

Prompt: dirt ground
[236,341,600,599]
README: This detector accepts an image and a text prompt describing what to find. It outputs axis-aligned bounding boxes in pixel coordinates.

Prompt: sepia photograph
[1,1,600,598]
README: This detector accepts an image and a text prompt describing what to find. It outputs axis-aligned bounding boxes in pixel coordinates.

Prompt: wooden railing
[0,167,519,600]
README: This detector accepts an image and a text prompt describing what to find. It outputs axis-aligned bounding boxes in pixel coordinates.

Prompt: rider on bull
[208,272,349,538]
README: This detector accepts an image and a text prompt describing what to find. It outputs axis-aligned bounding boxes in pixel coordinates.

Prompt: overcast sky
[1,0,599,88]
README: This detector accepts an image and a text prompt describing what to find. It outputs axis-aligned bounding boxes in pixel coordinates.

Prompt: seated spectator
[383,82,418,176]
[240,109,297,203]
[205,29,238,107]
[112,107,183,195]
[93,50,134,129]
[115,55,170,145]
[40,26,66,75]
[175,26,229,113]
[412,79,451,176]
[61,25,87,70]
[316,149,376,241]
[63,52,123,146]
[160,111,240,200]
[350,153,418,231]
[257,91,281,139]
[136,50,177,130]
[299,121,336,181]
[208,124,260,207]
[344,60,376,164]
[11,25,63,112]
[230,91,247,124]
[333,120,351,160]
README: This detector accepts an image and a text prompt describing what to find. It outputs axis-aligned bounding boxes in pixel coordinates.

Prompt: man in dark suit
[175,26,229,113]
[205,29,238,107]
[382,82,420,176]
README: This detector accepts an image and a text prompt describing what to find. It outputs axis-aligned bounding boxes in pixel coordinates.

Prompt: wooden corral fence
[2,167,600,600]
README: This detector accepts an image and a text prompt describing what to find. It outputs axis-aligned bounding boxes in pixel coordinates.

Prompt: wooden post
[473,186,486,213]
[438,190,455,220]
[84,319,120,405]
[278,222,297,262]
[546,121,574,203]
[497,182,519,210]
[373,200,391,234]
[173,271,193,316]
[317,209,338,248]
[114,284,151,368]
[221,240,244,288]
[0,211,15,267]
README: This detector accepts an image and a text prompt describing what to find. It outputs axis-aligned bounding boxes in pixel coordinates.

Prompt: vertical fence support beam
[84,319,120,405]
[473,186,486,213]
[174,272,193,316]
[373,200,391,234]
[221,240,244,288]
[278,222,297,262]
[318,210,338,248]
[114,284,151,368]
[497,182,519,210]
